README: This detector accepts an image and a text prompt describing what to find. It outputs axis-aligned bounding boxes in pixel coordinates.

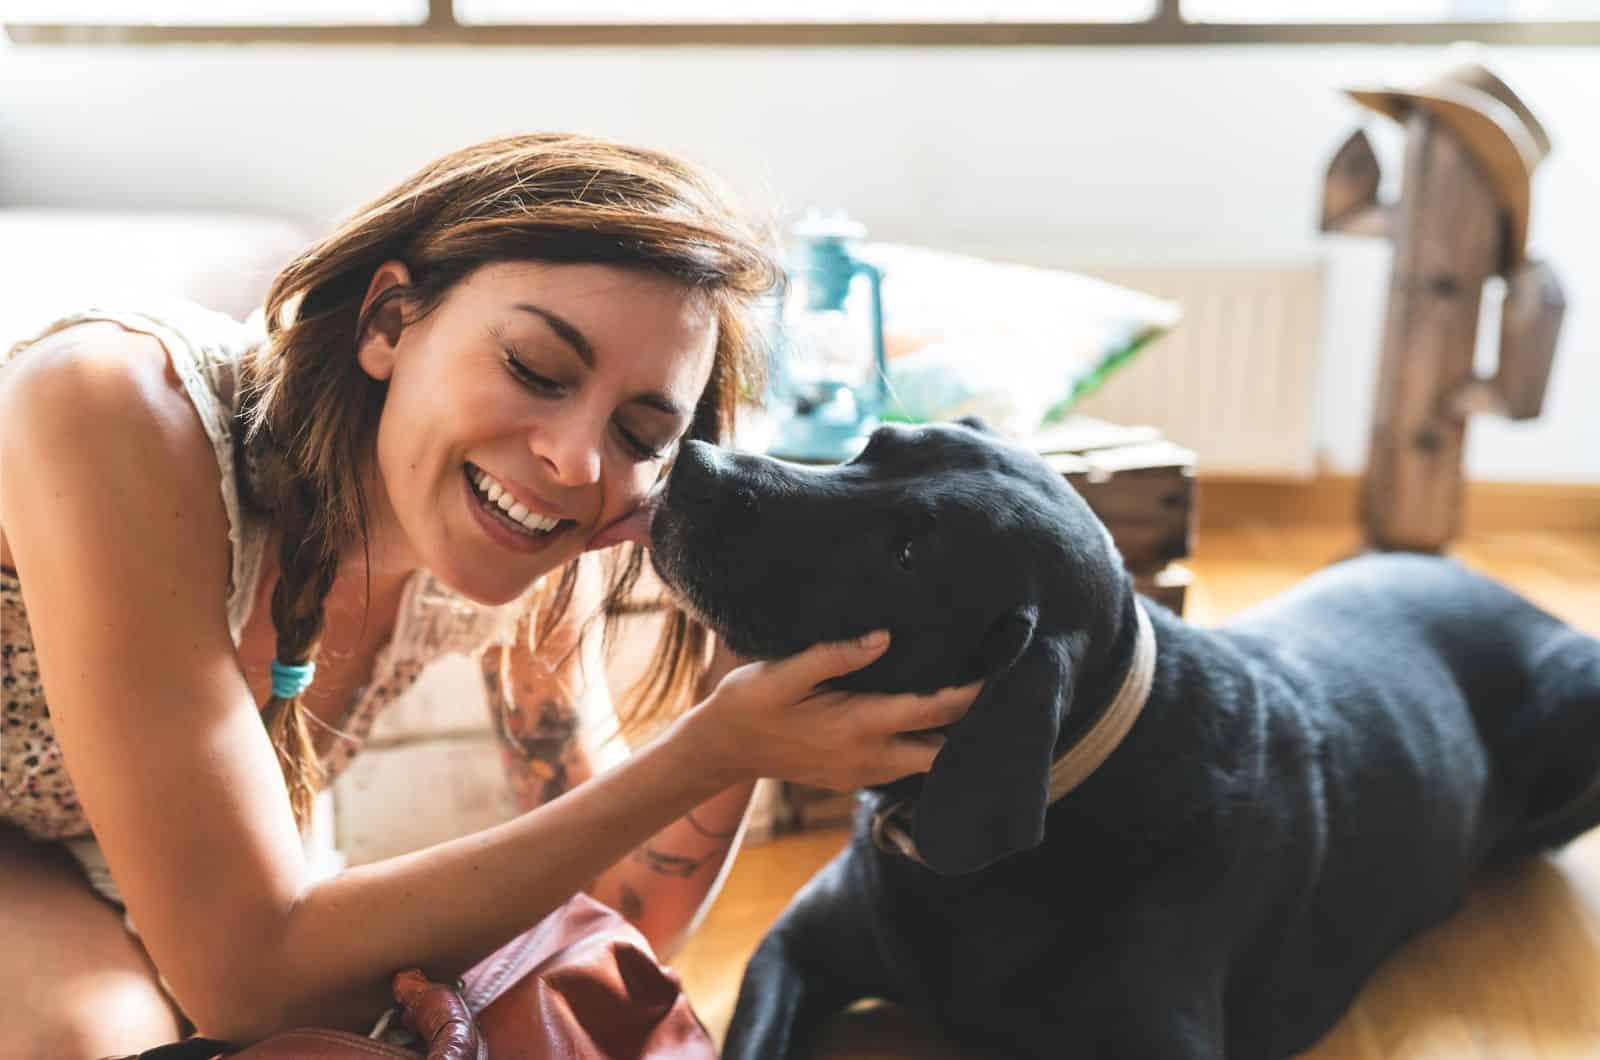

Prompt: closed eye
[616,425,668,462]
[503,349,566,397]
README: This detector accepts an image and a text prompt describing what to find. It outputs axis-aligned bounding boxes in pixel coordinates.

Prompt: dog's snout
[670,441,719,510]
[668,440,730,515]
[667,440,763,530]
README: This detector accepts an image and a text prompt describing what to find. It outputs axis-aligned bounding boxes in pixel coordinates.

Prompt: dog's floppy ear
[975,607,1035,673]
[914,610,1073,876]
[955,415,995,434]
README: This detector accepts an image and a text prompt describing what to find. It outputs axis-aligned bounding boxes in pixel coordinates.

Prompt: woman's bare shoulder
[0,316,231,598]
[1,319,204,443]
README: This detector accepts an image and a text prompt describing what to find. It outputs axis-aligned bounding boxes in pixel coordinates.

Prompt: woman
[0,132,976,1056]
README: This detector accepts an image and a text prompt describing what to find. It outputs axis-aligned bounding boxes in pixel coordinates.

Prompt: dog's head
[649,419,1130,875]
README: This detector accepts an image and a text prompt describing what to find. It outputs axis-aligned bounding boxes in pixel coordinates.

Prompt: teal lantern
[766,209,888,463]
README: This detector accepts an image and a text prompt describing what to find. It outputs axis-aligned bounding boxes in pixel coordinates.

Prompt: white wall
[1,40,1594,480]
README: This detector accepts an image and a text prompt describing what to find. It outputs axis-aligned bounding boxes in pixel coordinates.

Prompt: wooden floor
[673,523,1600,1059]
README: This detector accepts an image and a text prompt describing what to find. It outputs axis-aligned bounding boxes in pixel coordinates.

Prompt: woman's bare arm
[590,779,754,959]
[584,637,755,959]
[483,557,754,956]
[0,325,972,1044]
[2,326,320,1034]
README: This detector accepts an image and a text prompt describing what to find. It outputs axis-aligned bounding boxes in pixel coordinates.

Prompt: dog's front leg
[723,850,892,1060]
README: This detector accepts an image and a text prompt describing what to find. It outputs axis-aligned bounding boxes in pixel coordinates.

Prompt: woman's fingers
[882,730,946,780]
[691,635,988,789]
[768,630,891,698]
[852,683,982,784]
[878,680,983,736]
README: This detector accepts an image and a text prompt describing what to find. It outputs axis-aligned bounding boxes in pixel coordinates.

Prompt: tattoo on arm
[633,844,719,879]
[618,883,644,922]
[498,697,580,805]
[483,648,584,807]
[685,809,740,840]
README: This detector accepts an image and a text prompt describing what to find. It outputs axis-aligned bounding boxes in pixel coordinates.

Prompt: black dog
[648,420,1600,1060]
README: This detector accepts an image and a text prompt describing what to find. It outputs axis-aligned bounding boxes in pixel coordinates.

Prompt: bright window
[455,1,1157,23]
[1184,0,1600,21]
[3,1,427,24]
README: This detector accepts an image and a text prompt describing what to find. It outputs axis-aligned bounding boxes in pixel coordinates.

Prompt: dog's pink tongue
[587,497,657,550]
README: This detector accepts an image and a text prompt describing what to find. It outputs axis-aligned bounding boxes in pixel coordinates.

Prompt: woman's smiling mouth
[463,462,575,551]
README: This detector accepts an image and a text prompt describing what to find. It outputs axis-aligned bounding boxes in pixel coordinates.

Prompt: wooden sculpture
[1323,62,1566,552]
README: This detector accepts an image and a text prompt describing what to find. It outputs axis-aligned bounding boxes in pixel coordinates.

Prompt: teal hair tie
[270,660,317,699]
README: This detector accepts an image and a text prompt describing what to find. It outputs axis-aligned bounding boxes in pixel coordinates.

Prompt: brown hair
[233,133,780,828]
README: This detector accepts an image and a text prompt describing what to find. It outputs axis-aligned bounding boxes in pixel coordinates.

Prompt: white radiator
[1069,262,1325,477]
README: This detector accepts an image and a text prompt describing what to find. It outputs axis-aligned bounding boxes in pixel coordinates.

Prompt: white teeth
[470,465,561,535]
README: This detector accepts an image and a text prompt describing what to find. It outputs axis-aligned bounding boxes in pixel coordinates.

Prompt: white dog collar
[872,599,1159,867]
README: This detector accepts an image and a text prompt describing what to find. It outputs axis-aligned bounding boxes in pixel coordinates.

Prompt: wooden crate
[1035,418,1196,615]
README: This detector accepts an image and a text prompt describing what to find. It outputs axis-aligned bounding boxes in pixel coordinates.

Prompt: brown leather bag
[116,893,716,1060]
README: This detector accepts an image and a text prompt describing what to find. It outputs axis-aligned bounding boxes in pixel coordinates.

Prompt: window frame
[6,0,1600,45]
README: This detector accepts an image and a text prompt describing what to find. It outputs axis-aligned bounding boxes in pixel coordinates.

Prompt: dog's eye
[895,537,916,570]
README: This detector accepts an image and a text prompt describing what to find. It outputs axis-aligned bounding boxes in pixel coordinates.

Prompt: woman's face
[357,260,718,606]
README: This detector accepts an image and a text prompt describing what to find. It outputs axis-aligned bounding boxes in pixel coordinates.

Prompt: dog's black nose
[668,440,761,529]
[669,440,720,511]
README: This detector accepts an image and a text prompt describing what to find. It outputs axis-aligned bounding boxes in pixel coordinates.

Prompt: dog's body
[648,423,1600,1060]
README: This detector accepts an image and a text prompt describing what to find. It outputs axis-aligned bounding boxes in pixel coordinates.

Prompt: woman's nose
[530,420,603,488]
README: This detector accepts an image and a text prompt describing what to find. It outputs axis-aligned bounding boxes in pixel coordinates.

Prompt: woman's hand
[680,632,981,791]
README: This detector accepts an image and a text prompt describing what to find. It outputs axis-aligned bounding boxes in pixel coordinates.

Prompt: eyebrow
[512,301,687,419]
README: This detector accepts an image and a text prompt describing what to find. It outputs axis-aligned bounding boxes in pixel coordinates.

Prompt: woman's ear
[355,260,414,382]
